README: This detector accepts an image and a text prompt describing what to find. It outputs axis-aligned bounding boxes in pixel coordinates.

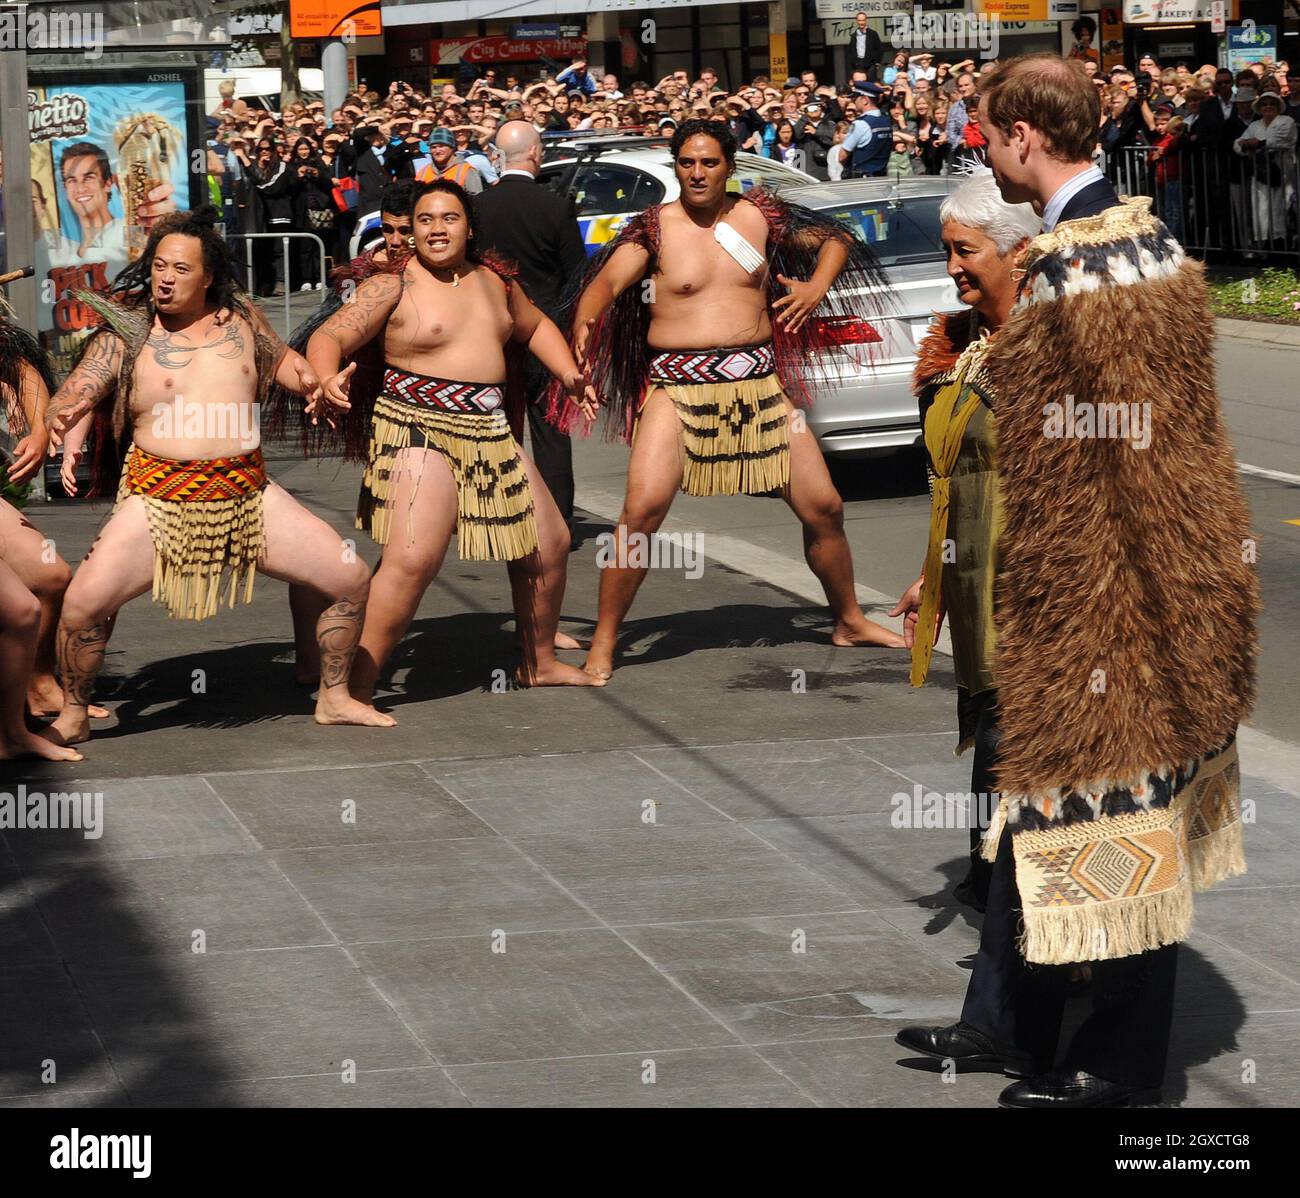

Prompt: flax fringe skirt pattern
[358,393,539,563]
[116,445,266,621]
[644,344,791,498]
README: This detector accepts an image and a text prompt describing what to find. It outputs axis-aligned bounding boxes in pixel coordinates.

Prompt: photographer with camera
[795,97,837,180]
[1100,77,1148,189]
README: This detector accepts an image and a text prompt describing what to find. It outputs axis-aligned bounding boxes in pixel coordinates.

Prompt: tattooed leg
[46,623,110,746]
[257,481,395,728]
[47,497,155,747]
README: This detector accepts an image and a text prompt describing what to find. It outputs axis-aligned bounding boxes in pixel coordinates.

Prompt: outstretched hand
[60,444,84,497]
[318,361,356,416]
[562,367,600,424]
[573,316,597,370]
[771,274,825,335]
[6,432,46,485]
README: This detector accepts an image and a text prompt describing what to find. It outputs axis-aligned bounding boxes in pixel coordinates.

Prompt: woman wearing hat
[1234,89,1298,249]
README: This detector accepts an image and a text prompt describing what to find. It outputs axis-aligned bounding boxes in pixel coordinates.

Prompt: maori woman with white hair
[891,173,1042,910]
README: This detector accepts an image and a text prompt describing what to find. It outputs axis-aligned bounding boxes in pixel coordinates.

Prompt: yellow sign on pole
[769,32,789,83]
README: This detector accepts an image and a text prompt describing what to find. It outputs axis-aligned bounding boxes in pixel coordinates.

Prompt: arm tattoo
[147,317,246,368]
[46,333,122,431]
[316,598,365,688]
[317,276,402,353]
[58,621,110,707]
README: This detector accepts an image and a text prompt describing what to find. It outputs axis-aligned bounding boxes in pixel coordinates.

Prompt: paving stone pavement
[2,449,1296,1108]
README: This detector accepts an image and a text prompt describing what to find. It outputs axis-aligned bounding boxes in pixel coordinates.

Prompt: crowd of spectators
[204,23,1300,285]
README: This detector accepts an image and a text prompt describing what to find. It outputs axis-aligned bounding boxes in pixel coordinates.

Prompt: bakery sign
[1122,0,1237,21]
[428,35,587,64]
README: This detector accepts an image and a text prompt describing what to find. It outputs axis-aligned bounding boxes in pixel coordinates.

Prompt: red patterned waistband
[383,365,505,414]
[125,446,266,502]
[648,343,776,385]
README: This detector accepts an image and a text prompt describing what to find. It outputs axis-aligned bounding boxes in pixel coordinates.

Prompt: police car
[537,134,816,255]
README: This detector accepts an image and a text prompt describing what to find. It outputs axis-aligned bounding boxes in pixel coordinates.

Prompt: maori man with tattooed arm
[306,179,601,705]
[44,209,394,746]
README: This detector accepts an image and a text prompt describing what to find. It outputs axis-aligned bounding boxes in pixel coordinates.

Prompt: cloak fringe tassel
[1018,880,1194,965]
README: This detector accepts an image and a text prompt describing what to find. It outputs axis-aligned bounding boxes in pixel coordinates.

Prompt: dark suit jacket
[843,28,883,82]
[473,172,587,321]
[353,144,392,211]
[1187,98,1241,157]
[1059,175,1120,222]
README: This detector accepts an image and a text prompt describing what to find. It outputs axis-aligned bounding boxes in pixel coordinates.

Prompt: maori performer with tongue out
[550,119,905,680]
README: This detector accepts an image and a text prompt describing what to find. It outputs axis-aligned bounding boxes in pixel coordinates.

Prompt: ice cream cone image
[114,112,181,260]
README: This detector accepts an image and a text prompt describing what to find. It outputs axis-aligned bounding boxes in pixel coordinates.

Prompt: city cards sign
[429,36,588,65]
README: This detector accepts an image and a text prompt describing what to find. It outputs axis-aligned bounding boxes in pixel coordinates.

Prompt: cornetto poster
[28,70,204,375]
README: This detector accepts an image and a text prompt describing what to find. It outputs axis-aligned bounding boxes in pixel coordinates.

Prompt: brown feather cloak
[977,198,1259,964]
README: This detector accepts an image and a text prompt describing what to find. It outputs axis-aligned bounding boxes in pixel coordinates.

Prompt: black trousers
[523,363,575,533]
[961,688,998,906]
[959,701,1179,1089]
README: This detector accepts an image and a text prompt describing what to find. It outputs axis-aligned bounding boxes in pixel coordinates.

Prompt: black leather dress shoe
[999,1069,1161,1108]
[895,1022,1033,1076]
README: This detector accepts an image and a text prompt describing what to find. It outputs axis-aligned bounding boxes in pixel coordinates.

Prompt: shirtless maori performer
[306,178,602,706]
[0,317,88,760]
[43,209,393,745]
[552,120,905,680]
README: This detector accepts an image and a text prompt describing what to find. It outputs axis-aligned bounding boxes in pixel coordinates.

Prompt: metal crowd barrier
[1106,141,1299,264]
[223,231,331,337]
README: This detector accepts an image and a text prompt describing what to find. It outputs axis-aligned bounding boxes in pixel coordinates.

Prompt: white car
[350,138,815,260]
[537,137,816,256]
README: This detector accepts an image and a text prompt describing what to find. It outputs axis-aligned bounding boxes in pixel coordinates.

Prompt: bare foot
[26,679,109,720]
[26,674,64,716]
[315,694,397,727]
[832,618,906,649]
[513,630,590,652]
[517,660,607,687]
[43,708,92,747]
[0,728,83,762]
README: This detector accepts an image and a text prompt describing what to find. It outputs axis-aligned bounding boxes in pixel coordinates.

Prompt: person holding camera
[1100,82,1147,189]
[795,98,837,181]
[289,137,333,291]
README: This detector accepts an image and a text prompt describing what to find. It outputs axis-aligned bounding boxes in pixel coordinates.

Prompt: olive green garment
[920,373,1001,697]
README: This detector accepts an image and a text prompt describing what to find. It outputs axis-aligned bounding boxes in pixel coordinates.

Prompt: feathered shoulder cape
[913,308,980,394]
[548,186,894,440]
[272,249,524,459]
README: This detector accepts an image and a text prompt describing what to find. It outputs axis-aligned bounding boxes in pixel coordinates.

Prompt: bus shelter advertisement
[28,71,202,375]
